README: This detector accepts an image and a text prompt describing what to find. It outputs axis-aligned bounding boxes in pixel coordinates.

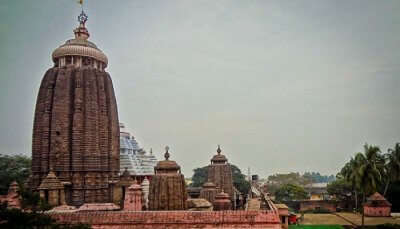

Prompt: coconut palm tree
[340,157,360,210]
[355,144,384,227]
[383,143,400,196]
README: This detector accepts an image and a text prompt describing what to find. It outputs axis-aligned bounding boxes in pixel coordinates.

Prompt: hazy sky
[1,0,399,177]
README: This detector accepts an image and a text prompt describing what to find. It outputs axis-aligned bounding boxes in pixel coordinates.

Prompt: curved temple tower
[207,145,234,207]
[148,147,188,210]
[30,10,120,206]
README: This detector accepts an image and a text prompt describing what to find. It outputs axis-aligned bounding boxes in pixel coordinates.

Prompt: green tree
[383,143,400,196]
[275,183,308,202]
[327,178,352,201]
[349,144,384,228]
[191,164,250,195]
[191,167,208,187]
[0,202,91,229]
[0,154,31,195]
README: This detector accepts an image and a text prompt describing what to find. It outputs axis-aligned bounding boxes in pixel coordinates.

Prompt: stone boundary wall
[49,210,281,229]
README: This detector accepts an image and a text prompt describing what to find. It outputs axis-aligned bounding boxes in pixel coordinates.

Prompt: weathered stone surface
[187,198,213,211]
[213,191,231,211]
[199,181,217,205]
[31,66,120,206]
[49,210,282,229]
[148,148,188,210]
[123,181,142,211]
[207,146,234,205]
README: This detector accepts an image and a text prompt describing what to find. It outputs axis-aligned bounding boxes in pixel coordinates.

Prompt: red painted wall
[364,206,391,217]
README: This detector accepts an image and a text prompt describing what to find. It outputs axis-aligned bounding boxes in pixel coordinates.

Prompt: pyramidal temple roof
[119,123,158,176]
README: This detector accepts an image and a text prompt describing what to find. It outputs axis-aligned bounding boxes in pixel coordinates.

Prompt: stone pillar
[123,181,142,211]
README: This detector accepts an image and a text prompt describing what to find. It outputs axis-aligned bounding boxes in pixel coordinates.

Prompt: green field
[290,225,344,229]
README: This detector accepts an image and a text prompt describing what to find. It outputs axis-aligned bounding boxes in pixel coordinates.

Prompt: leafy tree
[275,183,308,202]
[267,172,311,186]
[191,164,250,195]
[191,167,208,187]
[327,178,352,201]
[327,178,354,210]
[0,154,31,195]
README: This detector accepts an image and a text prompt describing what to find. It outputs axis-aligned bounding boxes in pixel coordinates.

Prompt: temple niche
[148,147,188,210]
[207,145,234,208]
[29,10,120,207]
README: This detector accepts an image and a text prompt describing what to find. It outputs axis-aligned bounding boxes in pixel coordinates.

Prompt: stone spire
[148,147,187,210]
[31,7,120,207]
[207,145,234,209]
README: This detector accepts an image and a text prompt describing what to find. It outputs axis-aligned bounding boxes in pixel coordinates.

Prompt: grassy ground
[300,213,400,226]
[336,213,400,225]
[289,225,344,229]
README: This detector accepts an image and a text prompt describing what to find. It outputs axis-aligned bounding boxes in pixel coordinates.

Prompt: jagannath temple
[2,2,287,228]
[119,122,158,178]
[29,8,119,207]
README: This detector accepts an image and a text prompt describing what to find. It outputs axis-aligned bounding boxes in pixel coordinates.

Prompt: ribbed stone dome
[51,11,108,68]
[210,145,228,164]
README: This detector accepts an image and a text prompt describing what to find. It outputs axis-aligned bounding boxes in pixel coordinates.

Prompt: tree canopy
[274,183,308,202]
[0,154,31,195]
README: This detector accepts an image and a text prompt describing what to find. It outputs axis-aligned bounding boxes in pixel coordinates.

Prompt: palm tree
[383,143,400,196]
[340,157,360,211]
[355,144,384,228]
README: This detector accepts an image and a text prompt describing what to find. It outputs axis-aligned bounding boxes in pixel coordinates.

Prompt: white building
[119,123,158,176]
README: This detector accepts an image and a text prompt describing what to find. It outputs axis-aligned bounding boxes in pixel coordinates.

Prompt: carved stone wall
[31,66,120,206]
[50,210,282,229]
[207,164,234,201]
[207,146,234,204]
[148,174,188,210]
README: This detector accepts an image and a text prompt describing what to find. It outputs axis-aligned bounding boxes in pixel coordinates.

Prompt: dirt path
[332,213,359,227]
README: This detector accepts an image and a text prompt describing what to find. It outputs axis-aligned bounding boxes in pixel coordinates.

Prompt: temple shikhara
[2,4,288,229]
[29,9,119,207]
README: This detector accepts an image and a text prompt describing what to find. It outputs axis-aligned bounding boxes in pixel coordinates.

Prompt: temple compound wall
[49,210,282,229]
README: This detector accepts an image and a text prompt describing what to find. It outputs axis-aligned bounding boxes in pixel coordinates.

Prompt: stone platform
[49,210,282,229]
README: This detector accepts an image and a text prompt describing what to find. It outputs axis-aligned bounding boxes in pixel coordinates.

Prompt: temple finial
[164,146,170,160]
[78,10,88,25]
[217,145,221,154]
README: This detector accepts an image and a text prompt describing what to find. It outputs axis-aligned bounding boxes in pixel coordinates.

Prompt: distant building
[119,123,157,178]
[304,183,330,200]
[364,192,392,217]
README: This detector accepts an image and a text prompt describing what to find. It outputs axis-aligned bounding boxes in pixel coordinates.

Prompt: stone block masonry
[49,210,282,229]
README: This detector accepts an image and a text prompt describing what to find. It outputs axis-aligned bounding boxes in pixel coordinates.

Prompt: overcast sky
[0,0,399,177]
